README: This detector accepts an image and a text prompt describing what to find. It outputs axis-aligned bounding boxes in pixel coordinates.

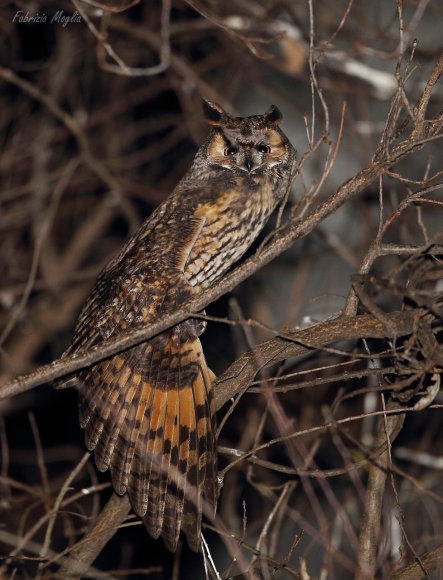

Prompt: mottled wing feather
[62,202,222,551]
[76,325,217,552]
[180,346,217,552]
[93,351,150,472]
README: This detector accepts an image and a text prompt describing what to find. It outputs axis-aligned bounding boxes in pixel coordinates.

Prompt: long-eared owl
[64,100,296,552]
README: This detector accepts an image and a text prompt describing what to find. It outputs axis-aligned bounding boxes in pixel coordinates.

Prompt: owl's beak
[243,152,254,172]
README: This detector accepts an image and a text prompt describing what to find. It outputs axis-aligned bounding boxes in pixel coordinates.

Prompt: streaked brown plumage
[63,101,296,552]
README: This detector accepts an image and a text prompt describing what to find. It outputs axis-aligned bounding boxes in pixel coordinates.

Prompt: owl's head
[202,100,295,173]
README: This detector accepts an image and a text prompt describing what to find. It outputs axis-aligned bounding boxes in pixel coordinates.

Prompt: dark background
[1,1,443,578]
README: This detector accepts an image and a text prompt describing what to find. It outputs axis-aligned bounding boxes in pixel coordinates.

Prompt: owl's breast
[184,174,278,288]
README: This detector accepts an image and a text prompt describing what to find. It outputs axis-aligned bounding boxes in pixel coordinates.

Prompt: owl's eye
[224,146,238,156]
[257,144,271,154]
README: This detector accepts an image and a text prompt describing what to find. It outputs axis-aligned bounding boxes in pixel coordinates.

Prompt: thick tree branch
[214,310,415,409]
[61,493,132,579]
[390,543,443,579]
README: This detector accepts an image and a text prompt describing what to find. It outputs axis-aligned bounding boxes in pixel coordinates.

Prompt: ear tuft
[264,105,283,124]
[202,99,227,126]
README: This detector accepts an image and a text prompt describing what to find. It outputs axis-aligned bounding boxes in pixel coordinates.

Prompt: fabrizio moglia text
[13,10,82,27]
